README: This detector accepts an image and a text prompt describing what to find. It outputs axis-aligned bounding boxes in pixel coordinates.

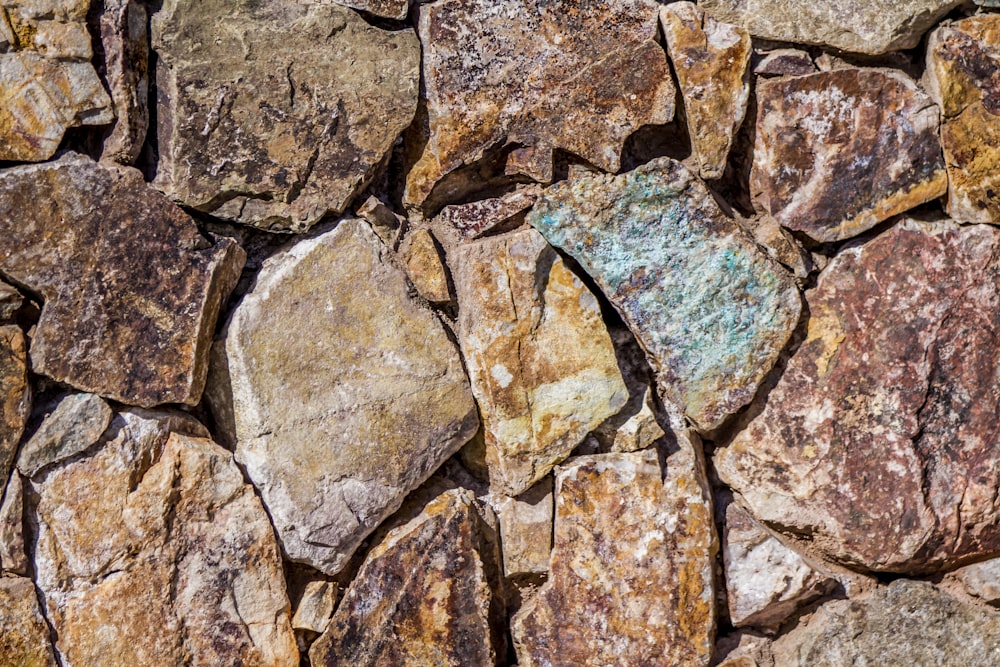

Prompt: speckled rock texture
[0,576,58,667]
[529,157,801,431]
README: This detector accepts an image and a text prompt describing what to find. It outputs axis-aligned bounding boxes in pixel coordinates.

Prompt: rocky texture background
[4,0,1000,665]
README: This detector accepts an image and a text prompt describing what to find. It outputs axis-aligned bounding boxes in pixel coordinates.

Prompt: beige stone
[403,229,451,304]
[953,558,1000,606]
[291,581,338,635]
[0,576,58,667]
[494,478,553,579]
[0,470,25,574]
[17,393,112,477]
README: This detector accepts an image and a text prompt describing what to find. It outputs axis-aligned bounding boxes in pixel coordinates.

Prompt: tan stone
[0,577,57,667]
[355,195,405,248]
[0,470,25,574]
[661,2,751,180]
[454,228,627,496]
[291,581,338,635]
[953,558,1000,606]
[403,229,451,304]
[332,0,408,20]
[0,281,22,323]
[494,478,553,579]
[17,393,112,477]
[0,325,29,487]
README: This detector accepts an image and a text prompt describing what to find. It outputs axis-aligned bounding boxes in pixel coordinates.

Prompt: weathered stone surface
[494,477,553,579]
[430,188,538,248]
[403,229,451,304]
[0,0,113,161]
[754,49,816,77]
[355,195,404,248]
[332,0,408,20]
[752,68,946,242]
[310,489,504,666]
[18,393,112,477]
[925,16,1000,224]
[291,581,338,635]
[743,215,812,280]
[716,218,1000,573]
[405,0,674,208]
[0,576,58,667]
[0,325,29,485]
[700,0,962,55]
[95,0,148,164]
[724,502,835,632]
[661,2,751,180]
[512,429,716,666]
[152,1,419,232]
[31,409,298,667]
[0,470,25,574]
[772,580,1000,666]
[454,228,627,495]
[953,558,1000,606]
[219,218,478,575]
[0,282,22,323]
[529,157,801,431]
[0,154,244,407]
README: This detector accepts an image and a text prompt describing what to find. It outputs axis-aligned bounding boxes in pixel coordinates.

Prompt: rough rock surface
[700,0,962,55]
[152,1,419,232]
[716,218,1000,573]
[430,188,538,248]
[953,558,1000,606]
[309,489,504,666]
[332,0,408,20]
[405,0,675,207]
[0,0,114,161]
[18,393,112,477]
[752,68,946,242]
[661,2,751,180]
[219,218,478,575]
[95,0,149,164]
[494,478,553,579]
[402,229,451,304]
[0,576,58,667]
[772,581,1000,665]
[925,16,1000,224]
[0,154,244,407]
[753,49,815,77]
[0,325,29,484]
[529,157,801,431]
[454,228,627,495]
[512,431,716,666]
[0,282,22,323]
[30,410,298,667]
[0,470,25,573]
[291,581,338,635]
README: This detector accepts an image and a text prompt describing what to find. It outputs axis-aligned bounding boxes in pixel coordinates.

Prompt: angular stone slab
[0,577,58,667]
[752,68,946,243]
[529,157,801,431]
[430,188,538,248]
[309,489,504,666]
[402,229,451,304]
[0,471,25,574]
[153,1,419,232]
[31,410,298,667]
[17,393,112,477]
[454,228,627,495]
[512,436,717,667]
[493,478,553,580]
[716,218,1000,573]
[661,2,751,180]
[700,0,962,55]
[405,0,674,207]
[0,325,29,487]
[0,154,244,407]
[96,0,149,164]
[926,16,1000,224]
[220,218,478,574]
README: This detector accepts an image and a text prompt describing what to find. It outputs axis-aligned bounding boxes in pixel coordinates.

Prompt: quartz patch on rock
[0,325,29,486]
[30,409,298,667]
[0,154,244,407]
[700,0,962,55]
[529,157,800,432]
[309,489,504,666]
[95,0,149,164]
[152,1,419,232]
[661,2,751,180]
[0,577,57,667]
[454,228,627,495]
[752,68,946,242]
[716,218,1000,573]
[925,16,1000,224]
[0,0,114,161]
[218,218,478,575]
[18,393,112,477]
[405,0,674,208]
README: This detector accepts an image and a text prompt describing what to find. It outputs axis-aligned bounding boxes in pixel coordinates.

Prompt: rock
[925,16,1000,224]
[953,558,1000,606]
[0,325,29,484]
[716,218,1000,573]
[753,49,816,77]
[751,68,947,243]
[291,581,338,635]
[0,154,244,407]
[332,0,408,20]
[724,502,835,632]
[505,146,553,184]
[0,0,113,161]
[402,229,451,304]
[742,215,812,280]
[95,0,149,164]
[152,1,419,232]
[0,282,22,323]
[0,471,25,574]
[430,188,538,248]
[772,580,1000,665]
[18,393,112,477]
[453,228,627,495]
[700,0,962,55]
[218,218,478,575]
[661,2,751,180]
[405,0,674,208]
[30,409,299,667]
[355,196,405,248]
[529,157,801,432]
[494,478,553,580]
[0,576,58,667]
[512,438,716,666]
[309,489,505,666]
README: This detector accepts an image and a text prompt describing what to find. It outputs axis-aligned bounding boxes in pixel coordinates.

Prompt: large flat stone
[529,157,801,431]
[152,1,419,232]
[218,218,478,575]
[454,228,627,495]
[0,577,57,667]
[0,154,244,407]
[716,218,1000,573]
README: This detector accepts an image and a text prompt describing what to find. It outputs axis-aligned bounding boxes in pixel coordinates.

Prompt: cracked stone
[291,581,338,635]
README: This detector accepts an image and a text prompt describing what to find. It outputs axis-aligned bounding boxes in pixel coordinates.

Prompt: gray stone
[18,393,113,477]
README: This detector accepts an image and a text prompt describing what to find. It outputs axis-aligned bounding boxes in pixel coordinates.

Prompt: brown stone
[332,0,408,20]
[95,0,149,164]
[0,153,244,407]
[493,478,553,580]
[430,188,538,248]
[355,195,405,248]
[751,68,946,242]
[405,0,674,208]
[0,470,25,574]
[309,489,505,666]
[402,229,451,304]
[0,325,28,487]
[753,49,816,77]
[0,577,58,667]
[661,2,751,180]
[716,218,1000,573]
